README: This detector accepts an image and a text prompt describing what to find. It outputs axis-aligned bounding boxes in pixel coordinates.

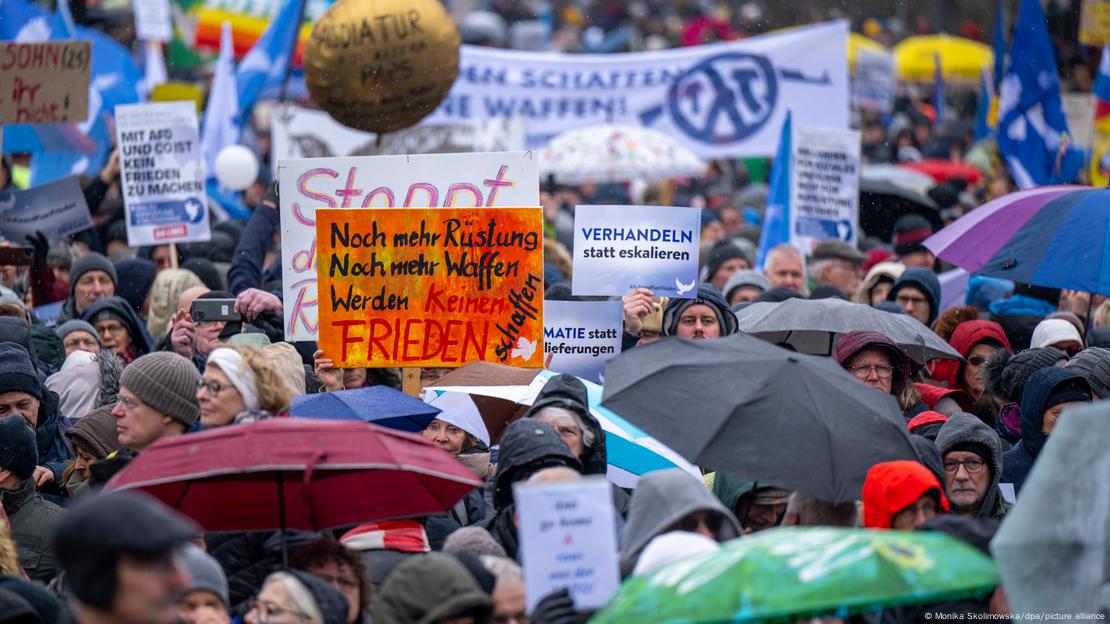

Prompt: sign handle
[168,242,179,269]
[402,368,420,398]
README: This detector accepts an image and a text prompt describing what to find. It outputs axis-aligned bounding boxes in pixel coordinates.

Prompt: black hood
[491,419,580,512]
[80,296,154,356]
[523,374,606,477]
[1019,367,1090,457]
[662,284,738,336]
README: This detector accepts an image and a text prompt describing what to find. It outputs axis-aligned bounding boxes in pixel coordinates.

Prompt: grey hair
[479,555,524,586]
[265,572,324,624]
[534,406,596,449]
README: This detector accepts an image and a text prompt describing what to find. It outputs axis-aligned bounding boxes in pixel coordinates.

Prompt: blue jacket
[229,203,282,295]
[1002,368,1090,493]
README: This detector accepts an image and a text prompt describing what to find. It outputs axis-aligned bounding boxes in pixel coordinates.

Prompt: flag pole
[278,0,307,103]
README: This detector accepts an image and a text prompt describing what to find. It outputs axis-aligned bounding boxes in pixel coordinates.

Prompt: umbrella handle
[302,449,328,531]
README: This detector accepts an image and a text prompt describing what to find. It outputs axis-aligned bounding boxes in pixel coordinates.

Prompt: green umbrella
[591,527,999,624]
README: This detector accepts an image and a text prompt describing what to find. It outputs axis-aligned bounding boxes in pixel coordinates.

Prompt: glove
[530,588,581,624]
[26,231,49,270]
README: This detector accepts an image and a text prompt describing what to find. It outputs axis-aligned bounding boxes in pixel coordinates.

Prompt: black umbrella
[601,333,919,502]
[860,164,941,240]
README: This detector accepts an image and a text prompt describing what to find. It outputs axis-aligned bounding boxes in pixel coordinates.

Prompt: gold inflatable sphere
[303,0,460,134]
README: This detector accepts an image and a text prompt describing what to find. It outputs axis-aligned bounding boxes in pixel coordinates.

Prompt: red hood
[932,320,1011,392]
[915,382,974,412]
[862,461,950,529]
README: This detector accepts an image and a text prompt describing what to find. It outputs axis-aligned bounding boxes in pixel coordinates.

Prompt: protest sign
[1062,94,1095,149]
[515,476,620,612]
[789,125,861,255]
[133,0,173,42]
[428,21,849,158]
[1081,0,1110,46]
[314,207,545,368]
[277,151,538,342]
[0,41,90,125]
[115,101,210,246]
[0,177,92,242]
[853,48,895,113]
[544,301,622,383]
[151,82,205,112]
[572,205,701,298]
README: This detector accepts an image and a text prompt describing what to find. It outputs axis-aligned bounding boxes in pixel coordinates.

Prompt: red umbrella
[105,418,481,535]
[901,160,983,185]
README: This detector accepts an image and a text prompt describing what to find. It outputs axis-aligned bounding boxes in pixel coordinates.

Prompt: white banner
[133,0,172,42]
[277,151,538,341]
[271,105,527,166]
[853,48,895,113]
[115,101,210,247]
[543,300,623,383]
[429,21,849,158]
[789,125,861,255]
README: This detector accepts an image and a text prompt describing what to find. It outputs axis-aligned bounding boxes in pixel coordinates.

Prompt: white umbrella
[540,124,708,184]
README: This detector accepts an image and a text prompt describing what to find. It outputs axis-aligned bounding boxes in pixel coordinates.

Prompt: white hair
[533,406,596,449]
[480,555,524,586]
[265,572,324,624]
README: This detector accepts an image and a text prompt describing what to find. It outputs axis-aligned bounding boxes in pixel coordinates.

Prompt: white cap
[632,531,720,576]
[1030,319,1082,350]
[424,391,491,447]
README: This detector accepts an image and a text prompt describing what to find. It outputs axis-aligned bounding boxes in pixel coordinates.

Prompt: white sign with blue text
[544,300,623,383]
[515,476,620,612]
[428,21,850,158]
[789,124,861,256]
[572,205,701,298]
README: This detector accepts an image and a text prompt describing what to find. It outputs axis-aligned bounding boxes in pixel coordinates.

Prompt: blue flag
[991,1,1007,90]
[933,53,946,123]
[996,0,1083,188]
[0,0,48,39]
[973,68,993,141]
[236,0,304,124]
[756,112,792,270]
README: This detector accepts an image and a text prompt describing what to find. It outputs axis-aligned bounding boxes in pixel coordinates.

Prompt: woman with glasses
[246,570,349,624]
[81,296,153,366]
[291,538,372,624]
[931,320,1011,400]
[197,345,293,428]
[833,330,926,419]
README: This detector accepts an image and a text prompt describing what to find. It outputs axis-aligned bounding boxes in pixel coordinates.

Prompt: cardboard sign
[789,125,861,255]
[543,300,622,383]
[115,101,210,246]
[572,205,701,298]
[515,476,620,612]
[1062,93,1096,150]
[0,177,93,242]
[133,0,173,42]
[0,41,90,125]
[315,207,545,368]
[277,152,539,342]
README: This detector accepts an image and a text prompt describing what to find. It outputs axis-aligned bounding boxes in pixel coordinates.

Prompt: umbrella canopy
[430,361,541,443]
[602,333,919,502]
[991,402,1110,614]
[894,34,993,83]
[848,32,888,72]
[540,124,708,184]
[902,159,983,185]
[289,386,440,432]
[592,527,1000,624]
[104,418,481,533]
[733,297,962,365]
[923,186,1110,294]
[860,164,941,240]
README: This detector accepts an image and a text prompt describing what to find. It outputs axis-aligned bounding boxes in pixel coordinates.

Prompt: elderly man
[762,244,806,294]
[934,413,1010,520]
[808,240,865,299]
[111,352,202,454]
[52,252,118,325]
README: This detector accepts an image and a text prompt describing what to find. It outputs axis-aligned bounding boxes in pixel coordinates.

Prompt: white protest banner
[0,177,92,241]
[132,0,173,42]
[853,48,895,113]
[572,205,701,298]
[270,105,526,166]
[277,151,538,341]
[428,21,849,158]
[0,41,90,125]
[1062,93,1095,149]
[515,476,620,612]
[788,125,861,255]
[115,101,210,247]
[544,300,622,383]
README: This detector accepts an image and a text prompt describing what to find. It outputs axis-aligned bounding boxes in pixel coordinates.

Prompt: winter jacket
[0,317,53,381]
[1002,368,1091,493]
[2,478,64,582]
[372,553,492,624]
[888,268,942,324]
[861,461,949,529]
[619,468,739,577]
[661,284,738,336]
[35,389,72,492]
[207,530,323,613]
[929,321,1011,396]
[988,294,1058,351]
[80,296,154,359]
[30,266,69,307]
[935,412,1011,520]
[228,202,282,295]
[423,489,486,551]
[854,261,905,305]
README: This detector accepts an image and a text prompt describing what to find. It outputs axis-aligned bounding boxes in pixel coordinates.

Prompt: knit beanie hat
[1066,347,1110,399]
[0,343,41,400]
[1030,319,1082,350]
[1000,347,1067,401]
[892,214,934,256]
[119,352,201,427]
[179,543,230,608]
[0,414,38,480]
[441,526,507,559]
[54,320,101,345]
[1044,378,1091,409]
[69,253,118,299]
[113,258,157,315]
[705,240,748,283]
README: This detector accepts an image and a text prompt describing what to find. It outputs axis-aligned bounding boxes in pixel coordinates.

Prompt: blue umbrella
[290,387,440,433]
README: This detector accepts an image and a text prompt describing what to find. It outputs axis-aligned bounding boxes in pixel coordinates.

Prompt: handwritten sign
[0,177,93,241]
[315,207,545,368]
[115,101,210,246]
[0,41,90,124]
[515,476,620,612]
[572,205,701,298]
[277,152,538,342]
[544,301,622,383]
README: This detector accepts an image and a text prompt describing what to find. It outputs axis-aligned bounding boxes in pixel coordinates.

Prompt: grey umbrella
[734,297,962,365]
[990,402,1110,614]
[601,332,919,502]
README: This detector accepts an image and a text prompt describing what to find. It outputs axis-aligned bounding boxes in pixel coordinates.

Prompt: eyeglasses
[943,458,986,474]
[849,364,894,379]
[967,356,988,367]
[197,379,230,398]
[895,294,929,307]
[246,597,310,622]
[95,322,127,336]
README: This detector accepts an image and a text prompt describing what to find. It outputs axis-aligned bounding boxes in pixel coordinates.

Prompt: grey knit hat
[1066,347,1110,399]
[442,527,508,559]
[0,414,37,480]
[119,352,201,427]
[179,543,229,608]
[69,253,118,298]
[54,320,101,344]
[1000,347,1067,401]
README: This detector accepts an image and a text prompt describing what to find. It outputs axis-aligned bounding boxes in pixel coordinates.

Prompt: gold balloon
[303,0,460,134]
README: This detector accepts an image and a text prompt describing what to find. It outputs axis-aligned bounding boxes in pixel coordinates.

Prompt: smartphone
[0,246,34,266]
[190,298,241,323]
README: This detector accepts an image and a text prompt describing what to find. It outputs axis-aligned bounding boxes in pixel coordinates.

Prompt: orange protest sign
[316,207,545,368]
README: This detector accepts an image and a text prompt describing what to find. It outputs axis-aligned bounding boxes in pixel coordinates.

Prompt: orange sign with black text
[315,207,545,368]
